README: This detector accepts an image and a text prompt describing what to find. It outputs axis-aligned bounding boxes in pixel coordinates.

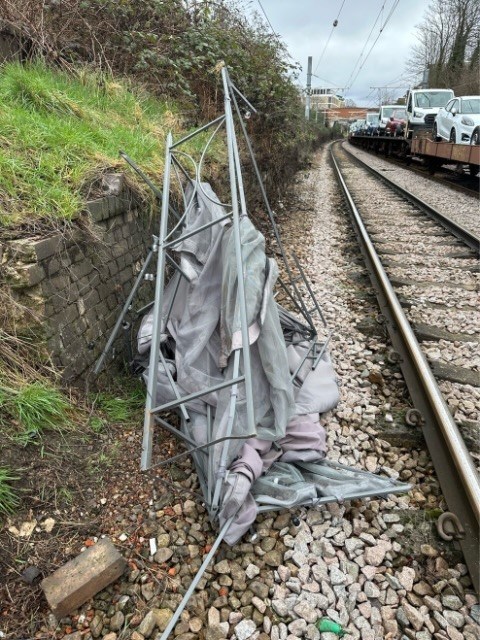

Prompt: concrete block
[87,198,109,223]
[45,257,62,277]
[4,263,46,289]
[73,260,94,280]
[59,323,77,347]
[83,289,100,309]
[41,537,126,619]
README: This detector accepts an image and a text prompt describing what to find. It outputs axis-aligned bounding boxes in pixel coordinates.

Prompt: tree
[405,0,479,94]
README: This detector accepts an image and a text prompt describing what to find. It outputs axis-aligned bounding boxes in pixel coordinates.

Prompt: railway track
[348,134,480,197]
[330,140,480,591]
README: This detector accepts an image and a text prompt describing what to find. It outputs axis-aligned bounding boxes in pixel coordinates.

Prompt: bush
[1,0,323,199]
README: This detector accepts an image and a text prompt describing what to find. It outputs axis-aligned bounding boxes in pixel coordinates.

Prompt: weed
[0,381,70,445]
[89,416,106,433]
[56,486,74,505]
[96,384,145,423]
[0,466,20,516]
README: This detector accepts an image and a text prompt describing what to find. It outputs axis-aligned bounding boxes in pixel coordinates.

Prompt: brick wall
[1,182,155,383]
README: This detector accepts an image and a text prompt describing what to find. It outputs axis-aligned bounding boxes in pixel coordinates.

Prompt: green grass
[0,466,20,516]
[95,384,145,423]
[0,381,71,445]
[0,62,222,228]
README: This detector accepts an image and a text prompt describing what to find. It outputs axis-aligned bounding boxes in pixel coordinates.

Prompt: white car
[349,119,366,134]
[433,96,480,144]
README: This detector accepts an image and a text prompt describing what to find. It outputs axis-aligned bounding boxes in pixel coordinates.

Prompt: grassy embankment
[0,61,222,228]
[0,61,221,515]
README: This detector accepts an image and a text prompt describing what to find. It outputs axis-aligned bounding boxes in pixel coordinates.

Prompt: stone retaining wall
[1,182,155,383]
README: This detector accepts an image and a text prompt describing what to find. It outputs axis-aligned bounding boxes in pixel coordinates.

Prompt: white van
[404,88,454,137]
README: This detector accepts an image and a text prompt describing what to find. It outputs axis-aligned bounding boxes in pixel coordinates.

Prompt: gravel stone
[109,611,124,631]
[364,581,380,599]
[288,618,307,637]
[470,605,480,624]
[154,547,173,563]
[441,595,463,611]
[205,623,228,640]
[264,550,283,566]
[234,619,257,640]
[250,581,269,599]
[214,560,230,574]
[330,566,346,586]
[272,599,289,617]
[443,610,465,628]
[90,615,103,638]
[397,567,415,591]
[138,611,157,637]
[246,564,260,579]
[364,541,391,566]
[293,601,317,623]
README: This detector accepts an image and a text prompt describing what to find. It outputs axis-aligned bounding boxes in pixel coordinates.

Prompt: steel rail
[341,142,479,254]
[330,144,480,591]
[347,136,480,199]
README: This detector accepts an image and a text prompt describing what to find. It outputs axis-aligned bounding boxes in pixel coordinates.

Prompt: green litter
[316,618,346,636]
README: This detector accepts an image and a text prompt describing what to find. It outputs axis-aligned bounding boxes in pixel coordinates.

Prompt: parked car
[349,119,366,135]
[471,126,480,145]
[433,96,480,144]
[385,108,406,136]
[404,88,454,137]
[365,112,379,135]
[378,105,399,135]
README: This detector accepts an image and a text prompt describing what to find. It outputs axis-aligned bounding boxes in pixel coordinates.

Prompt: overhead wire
[346,0,401,91]
[313,0,347,74]
[311,73,341,87]
[344,0,387,90]
[256,0,282,43]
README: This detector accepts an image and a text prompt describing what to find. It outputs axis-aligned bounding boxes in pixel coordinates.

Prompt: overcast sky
[244,0,429,106]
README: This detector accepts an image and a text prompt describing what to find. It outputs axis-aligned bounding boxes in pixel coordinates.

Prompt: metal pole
[163,211,233,249]
[170,114,226,149]
[221,67,256,436]
[157,516,234,640]
[141,133,173,470]
[229,89,318,331]
[305,56,312,120]
[93,244,155,374]
[211,349,241,516]
[119,150,179,221]
[158,350,189,422]
[151,374,246,415]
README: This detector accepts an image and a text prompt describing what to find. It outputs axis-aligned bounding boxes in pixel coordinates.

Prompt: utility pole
[305,56,312,120]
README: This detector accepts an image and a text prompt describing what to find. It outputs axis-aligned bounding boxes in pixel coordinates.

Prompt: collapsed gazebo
[95,66,410,639]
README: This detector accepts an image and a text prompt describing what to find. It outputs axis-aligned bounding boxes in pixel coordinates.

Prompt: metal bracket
[405,408,423,427]
[437,511,466,541]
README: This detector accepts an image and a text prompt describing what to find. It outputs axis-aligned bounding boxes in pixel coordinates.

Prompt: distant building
[309,88,346,110]
[325,107,379,129]
[301,88,346,123]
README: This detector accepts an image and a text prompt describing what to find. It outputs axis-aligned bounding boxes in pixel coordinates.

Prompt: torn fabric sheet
[138,181,340,545]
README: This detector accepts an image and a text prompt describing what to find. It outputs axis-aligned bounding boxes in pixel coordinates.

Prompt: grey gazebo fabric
[138,182,344,544]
